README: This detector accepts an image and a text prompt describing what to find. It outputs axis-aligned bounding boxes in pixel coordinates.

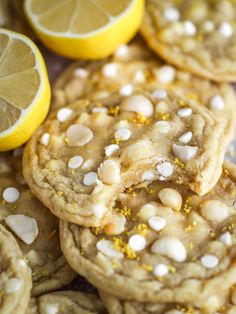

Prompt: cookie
[23,89,226,227]
[100,290,236,314]
[141,0,236,82]
[0,224,32,314]
[27,291,105,314]
[0,152,76,296]
[53,42,236,143]
[60,161,236,307]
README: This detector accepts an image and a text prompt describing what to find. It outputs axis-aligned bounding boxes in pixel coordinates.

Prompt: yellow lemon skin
[24,0,144,59]
[0,37,51,152]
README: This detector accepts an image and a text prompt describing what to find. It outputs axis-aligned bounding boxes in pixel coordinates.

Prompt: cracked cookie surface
[53,41,236,143]
[141,0,236,82]
[0,224,32,314]
[27,290,105,314]
[24,90,225,226]
[100,288,236,314]
[0,152,75,296]
[60,161,236,307]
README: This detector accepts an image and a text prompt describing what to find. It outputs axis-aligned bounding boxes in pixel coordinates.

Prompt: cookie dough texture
[24,90,225,227]
[141,0,236,82]
[27,291,105,314]
[53,42,236,143]
[60,161,236,309]
[0,154,75,296]
[100,290,236,314]
[0,224,32,314]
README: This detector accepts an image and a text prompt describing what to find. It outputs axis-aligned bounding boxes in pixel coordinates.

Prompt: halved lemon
[24,0,144,59]
[0,28,51,152]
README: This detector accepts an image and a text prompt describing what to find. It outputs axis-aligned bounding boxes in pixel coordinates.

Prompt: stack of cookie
[2,0,236,313]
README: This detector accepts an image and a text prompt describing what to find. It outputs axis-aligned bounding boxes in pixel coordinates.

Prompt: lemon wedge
[0,28,51,152]
[24,0,144,59]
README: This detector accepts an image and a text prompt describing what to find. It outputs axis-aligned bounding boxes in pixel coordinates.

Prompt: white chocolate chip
[141,170,155,181]
[98,160,120,185]
[156,161,173,178]
[155,65,176,84]
[219,232,232,246]
[115,128,131,141]
[183,21,197,36]
[120,95,153,117]
[148,216,166,232]
[96,239,123,258]
[177,108,192,117]
[66,124,93,147]
[203,20,214,32]
[210,95,225,110]
[114,44,129,59]
[91,204,107,218]
[201,255,219,268]
[155,121,171,134]
[114,120,130,130]
[151,236,187,262]
[133,70,146,83]
[155,101,169,114]
[218,22,233,37]
[68,155,83,169]
[164,7,180,22]
[128,234,146,251]
[153,264,169,277]
[139,204,157,221]
[172,144,198,162]
[5,214,38,245]
[5,278,23,294]
[92,179,104,195]
[105,144,120,157]
[102,63,117,77]
[57,108,73,122]
[158,188,182,211]
[40,133,50,146]
[178,131,192,144]
[92,107,108,113]
[73,68,89,79]
[44,304,59,314]
[81,159,94,171]
[83,172,98,186]
[152,89,167,99]
[119,84,133,96]
[104,213,126,235]
[200,200,229,223]
[3,187,20,203]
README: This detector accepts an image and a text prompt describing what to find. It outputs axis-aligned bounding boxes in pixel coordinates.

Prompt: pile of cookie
[2,0,236,313]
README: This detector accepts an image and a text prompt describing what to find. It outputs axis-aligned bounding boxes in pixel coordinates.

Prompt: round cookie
[27,291,105,314]
[0,153,76,296]
[100,288,236,314]
[60,161,236,307]
[23,90,226,227]
[53,41,236,144]
[141,0,236,82]
[0,224,32,314]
